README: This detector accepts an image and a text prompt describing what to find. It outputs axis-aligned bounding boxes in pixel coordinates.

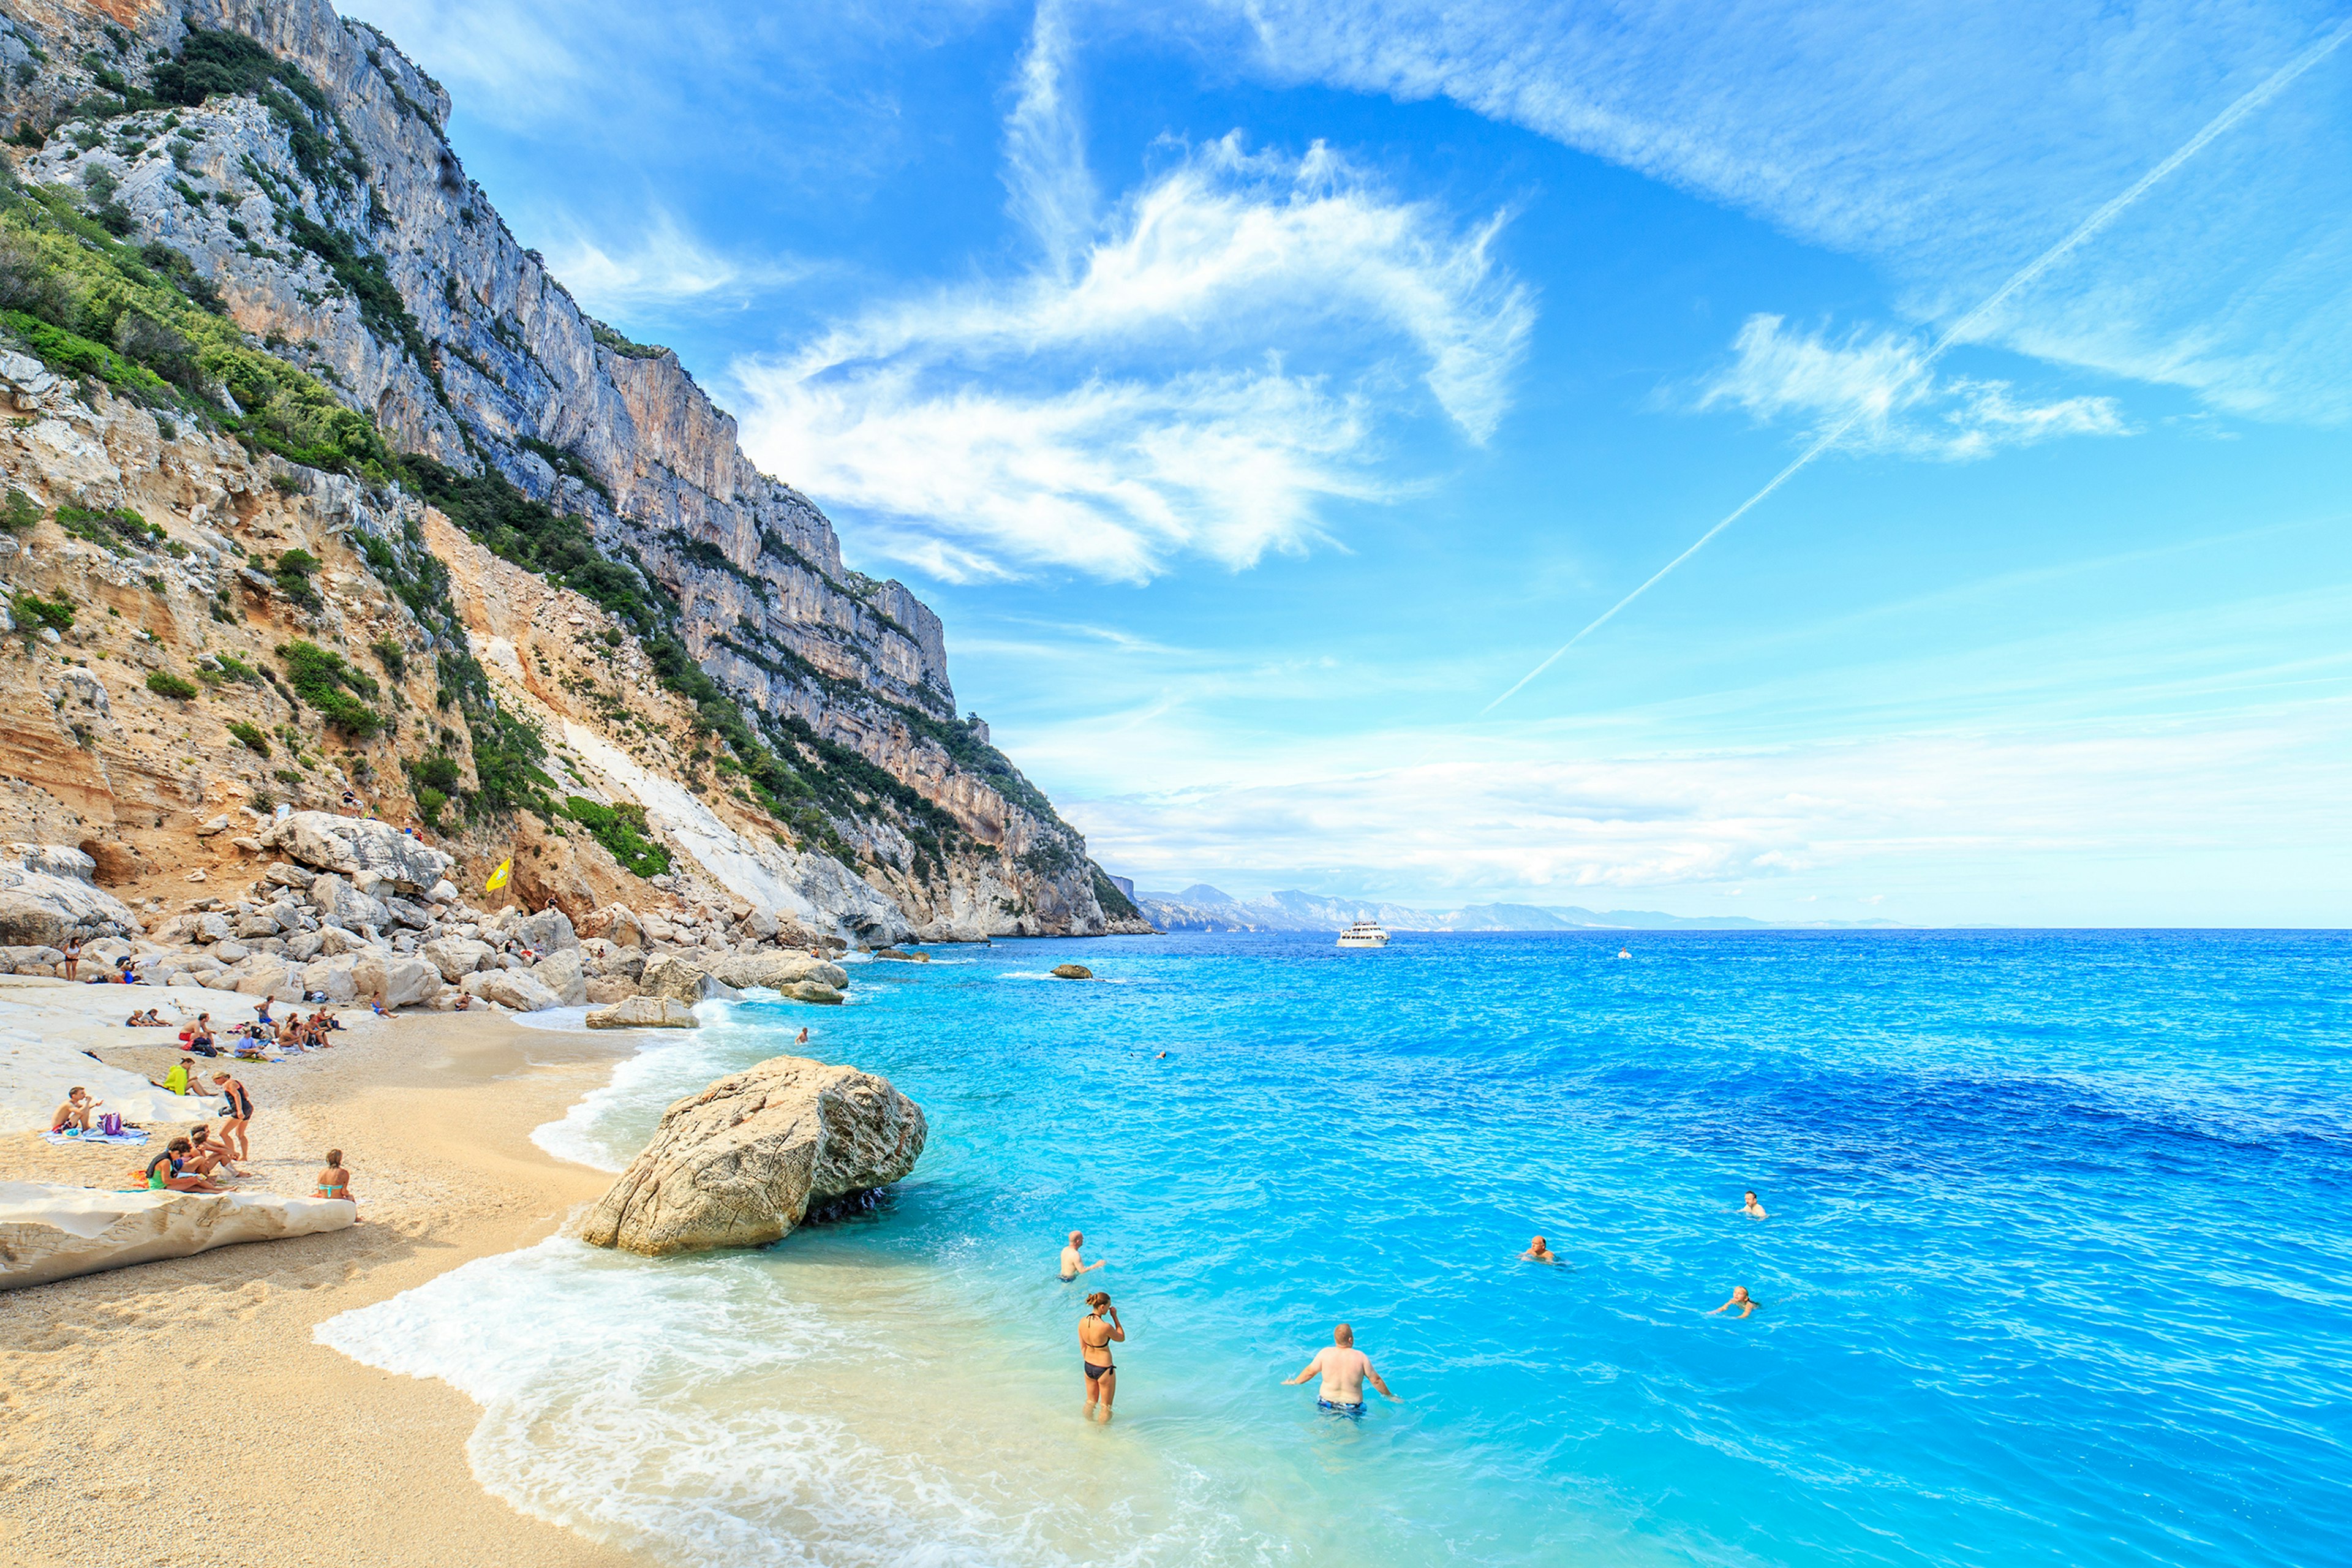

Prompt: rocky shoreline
[1,810,859,1016]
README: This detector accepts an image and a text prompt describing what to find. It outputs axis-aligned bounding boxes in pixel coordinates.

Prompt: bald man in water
[1283,1323,1398,1416]
[1060,1230,1106,1281]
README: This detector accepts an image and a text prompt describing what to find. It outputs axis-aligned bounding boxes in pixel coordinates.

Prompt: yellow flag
[485,857,512,893]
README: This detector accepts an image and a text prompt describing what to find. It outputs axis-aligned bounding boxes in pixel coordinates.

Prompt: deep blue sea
[322,930,2352,1567]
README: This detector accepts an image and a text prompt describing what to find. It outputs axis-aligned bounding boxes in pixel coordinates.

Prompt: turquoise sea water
[322,930,2352,1566]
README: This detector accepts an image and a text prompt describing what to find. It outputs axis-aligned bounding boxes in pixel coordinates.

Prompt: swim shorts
[1316,1399,1366,1416]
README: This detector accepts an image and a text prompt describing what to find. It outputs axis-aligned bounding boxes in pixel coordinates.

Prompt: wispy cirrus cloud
[1695,314,2132,459]
[730,7,1533,583]
[538,213,810,319]
[1199,0,2352,422]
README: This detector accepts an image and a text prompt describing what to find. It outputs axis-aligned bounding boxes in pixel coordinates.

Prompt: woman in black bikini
[1079,1291,1125,1422]
[211,1071,254,1161]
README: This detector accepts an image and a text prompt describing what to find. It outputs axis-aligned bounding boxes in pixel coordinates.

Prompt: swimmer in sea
[1283,1323,1398,1417]
[1743,1190,1768,1219]
[1618,948,1630,959]
[795,1027,809,1047]
[1520,1235,1560,1264]
[1080,1291,1125,1421]
[1709,1286,1760,1317]
[1060,1230,1106,1280]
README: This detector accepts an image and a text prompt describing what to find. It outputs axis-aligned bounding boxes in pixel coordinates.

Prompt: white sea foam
[316,1238,1290,1567]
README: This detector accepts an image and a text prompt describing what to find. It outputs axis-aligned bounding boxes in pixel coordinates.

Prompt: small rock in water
[1050,963,1092,980]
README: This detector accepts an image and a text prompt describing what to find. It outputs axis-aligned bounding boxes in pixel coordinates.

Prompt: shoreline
[0,981,657,1567]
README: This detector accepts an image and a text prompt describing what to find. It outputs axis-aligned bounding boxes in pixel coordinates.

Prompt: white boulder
[579,1055,925,1256]
[531,948,588,1006]
[462,967,560,1012]
[420,935,494,982]
[585,995,698,1030]
[258,813,453,895]
[0,1182,355,1292]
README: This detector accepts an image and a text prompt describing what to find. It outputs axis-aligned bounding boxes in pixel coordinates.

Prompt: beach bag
[99,1113,123,1136]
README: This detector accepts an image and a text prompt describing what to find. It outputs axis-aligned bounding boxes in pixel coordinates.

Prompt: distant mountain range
[1134,886,1904,933]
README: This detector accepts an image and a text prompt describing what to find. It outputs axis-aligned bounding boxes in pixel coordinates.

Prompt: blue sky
[345,0,2352,925]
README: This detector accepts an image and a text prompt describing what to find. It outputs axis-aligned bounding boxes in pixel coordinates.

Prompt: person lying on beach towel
[50,1088,100,1133]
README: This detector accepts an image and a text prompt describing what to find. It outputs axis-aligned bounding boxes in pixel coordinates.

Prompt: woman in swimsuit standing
[211,1070,254,1161]
[60,935,81,982]
[1079,1291,1125,1422]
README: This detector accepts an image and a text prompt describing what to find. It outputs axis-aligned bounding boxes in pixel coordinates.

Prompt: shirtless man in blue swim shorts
[1283,1322,1398,1417]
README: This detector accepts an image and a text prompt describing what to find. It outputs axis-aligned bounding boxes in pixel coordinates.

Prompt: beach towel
[44,1128,149,1146]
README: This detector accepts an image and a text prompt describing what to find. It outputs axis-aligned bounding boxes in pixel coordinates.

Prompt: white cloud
[1697,314,2132,459]
[1057,712,2352,922]
[733,130,1532,580]
[538,213,807,318]
[1003,0,1098,276]
[1200,0,2352,421]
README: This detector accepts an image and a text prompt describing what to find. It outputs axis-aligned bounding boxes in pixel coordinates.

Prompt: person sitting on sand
[50,1087,100,1133]
[161,1056,197,1097]
[211,1071,254,1161]
[1743,1191,1768,1219]
[1079,1292,1125,1421]
[135,1138,225,1194]
[370,999,390,1018]
[1520,1235,1560,1264]
[1709,1286,1760,1318]
[316,1148,357,1212]
[181,1123,243,1180]
[1060,1231,1107,1281]
[253,998,274,1028]
[451,993,472,1012]
[1283,1323,1399,1416]
[190,1013,216,1052]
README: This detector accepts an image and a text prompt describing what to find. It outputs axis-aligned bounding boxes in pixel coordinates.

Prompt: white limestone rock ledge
[0,1181,355,1292]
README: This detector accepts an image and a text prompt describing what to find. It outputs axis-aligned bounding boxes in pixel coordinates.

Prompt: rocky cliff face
[0,0,1148,940]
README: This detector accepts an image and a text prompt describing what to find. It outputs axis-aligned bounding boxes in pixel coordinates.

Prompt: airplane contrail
[1483,15,2352,715]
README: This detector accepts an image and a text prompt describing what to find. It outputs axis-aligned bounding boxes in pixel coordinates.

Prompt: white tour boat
[1336,920,1390,948]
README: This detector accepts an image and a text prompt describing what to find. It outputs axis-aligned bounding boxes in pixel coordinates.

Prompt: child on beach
[182,1124,243,1180]
[49,1087,100,1133]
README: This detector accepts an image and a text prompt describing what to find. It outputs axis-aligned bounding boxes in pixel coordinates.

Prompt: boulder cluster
[0,813,853,1016]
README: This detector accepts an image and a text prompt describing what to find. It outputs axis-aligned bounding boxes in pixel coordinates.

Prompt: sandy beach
[0,978,654,1567]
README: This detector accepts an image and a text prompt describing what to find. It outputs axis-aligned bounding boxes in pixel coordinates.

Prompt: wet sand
[0,979,654,1567]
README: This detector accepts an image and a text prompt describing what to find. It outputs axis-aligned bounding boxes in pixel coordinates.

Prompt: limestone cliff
[0,0,1148,940]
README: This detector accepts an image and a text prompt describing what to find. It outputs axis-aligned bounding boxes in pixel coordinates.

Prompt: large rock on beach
[532,948,589,1006]
[704,951,849,991]
[514,907,579,954]
[580,1055,925,1256]
[0,1182,353,1292]
[0,845,143,946]
[259,812,453,895]
[586,995,698,1029]
[421,935,495,982]
[639,954,739,1005]
[352,953,442,1009]
[463,967,560,1012]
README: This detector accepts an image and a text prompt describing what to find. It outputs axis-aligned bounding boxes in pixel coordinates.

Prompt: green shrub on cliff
[225,720,270,756]
[276,639,381,738]
[562,795,671,879]
[144,669,198,700]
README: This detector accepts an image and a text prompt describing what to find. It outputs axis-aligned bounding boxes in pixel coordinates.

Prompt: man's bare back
[1283,1322,1396,1414]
